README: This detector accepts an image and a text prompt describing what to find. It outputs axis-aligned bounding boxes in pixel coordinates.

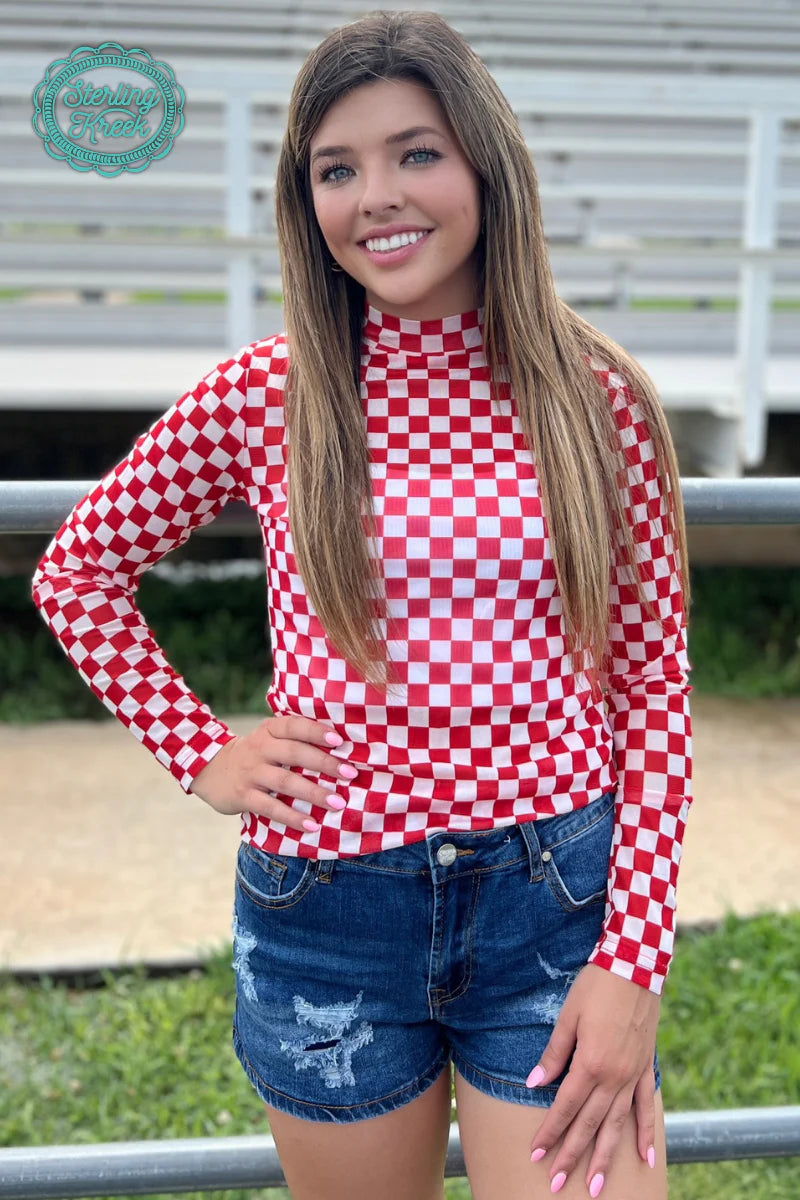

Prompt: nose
[357,165,404,216]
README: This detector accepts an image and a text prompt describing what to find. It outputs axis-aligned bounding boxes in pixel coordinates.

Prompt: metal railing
[1,1106,800,1199]
[2,477,800,536]
[1,475,798,1197]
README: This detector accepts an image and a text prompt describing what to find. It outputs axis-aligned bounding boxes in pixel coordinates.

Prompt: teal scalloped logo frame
[32,43,185,176]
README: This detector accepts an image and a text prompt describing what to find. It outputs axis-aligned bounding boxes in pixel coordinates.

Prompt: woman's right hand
[189,716,357,833]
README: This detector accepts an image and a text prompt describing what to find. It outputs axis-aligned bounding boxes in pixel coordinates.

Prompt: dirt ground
[0,693,798,973]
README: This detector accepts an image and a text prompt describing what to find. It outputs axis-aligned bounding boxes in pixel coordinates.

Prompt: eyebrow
[310,125,446,165]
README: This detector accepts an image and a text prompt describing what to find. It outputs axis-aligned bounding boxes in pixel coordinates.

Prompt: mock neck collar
[361,297,486,358]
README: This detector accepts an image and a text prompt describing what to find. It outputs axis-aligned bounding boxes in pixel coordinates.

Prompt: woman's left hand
[526,963,661,1194]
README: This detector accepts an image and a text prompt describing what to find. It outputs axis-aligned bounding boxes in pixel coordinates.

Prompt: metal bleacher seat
[1,0,799,475]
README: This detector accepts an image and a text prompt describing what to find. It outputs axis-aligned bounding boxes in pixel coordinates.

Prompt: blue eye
[317,159,349,184]
[316,144,442,184]
[404,144,441,165]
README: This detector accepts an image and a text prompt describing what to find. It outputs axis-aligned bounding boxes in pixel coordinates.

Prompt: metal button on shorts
[231,788,662,1126]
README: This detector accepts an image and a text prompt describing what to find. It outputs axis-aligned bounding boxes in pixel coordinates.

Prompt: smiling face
[308,77,484,321]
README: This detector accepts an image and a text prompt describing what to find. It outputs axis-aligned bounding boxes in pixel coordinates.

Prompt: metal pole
[666,1106,800,1163]
[225,89,255,349]
[737,108,782,469]
[2,478,800,536]
[1,1108,799,1199]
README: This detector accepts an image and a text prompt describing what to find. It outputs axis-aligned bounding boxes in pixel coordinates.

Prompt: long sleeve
[31,344,253,792]
[586,374,693,996]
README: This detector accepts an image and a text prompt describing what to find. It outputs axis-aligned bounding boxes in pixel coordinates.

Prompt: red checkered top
[33,297,693,994]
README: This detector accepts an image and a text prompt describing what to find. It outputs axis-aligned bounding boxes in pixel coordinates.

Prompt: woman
[32,10,692,1199]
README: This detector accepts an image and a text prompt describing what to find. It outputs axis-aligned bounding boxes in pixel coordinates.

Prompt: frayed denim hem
[232,1023,452,1124]
[451,1048,662,1107]
[451,1050,559,1107]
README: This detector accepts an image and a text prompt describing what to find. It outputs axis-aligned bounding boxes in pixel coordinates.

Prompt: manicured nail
[530,1147,547,1163]
[550,1172,567,1194]
[589,1172,605,1197]
[325,732,343,745]
[328,795,347,810]
[647,1145,656,1169]
[526,1064,546,1087]
[302,818,320,831]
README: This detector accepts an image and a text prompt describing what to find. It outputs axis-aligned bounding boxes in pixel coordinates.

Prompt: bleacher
[1,0,799,477]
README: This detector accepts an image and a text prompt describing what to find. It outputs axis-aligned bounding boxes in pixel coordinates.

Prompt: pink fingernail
[325,732,343,746]
[647,1145,656,1169]
[328,796,347,810]
[302,818,320,831]
[526,1064,546,1087]
[530,1147,547,1163]
[550,1172,567,1194]
[589,1172,605,1197]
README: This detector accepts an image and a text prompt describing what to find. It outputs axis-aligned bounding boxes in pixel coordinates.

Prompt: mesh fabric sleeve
[31,343,255,792]
[586,375,694,996]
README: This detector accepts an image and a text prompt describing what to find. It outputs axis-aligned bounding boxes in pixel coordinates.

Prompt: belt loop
[315,858,335,884]
[515,820,546,888]
[517,818,544,883]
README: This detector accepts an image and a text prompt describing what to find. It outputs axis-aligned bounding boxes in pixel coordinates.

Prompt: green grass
[628,297,800,312]
[129,290,285,305]
[130,290,228,304]
[3,224,226,240]
[2,284,799,311]
[0,911,798,1198]
[127,293,799,311]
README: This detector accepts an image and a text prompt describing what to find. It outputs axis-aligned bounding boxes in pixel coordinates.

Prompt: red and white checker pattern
[584,362,693,992]
[32,297,692,994]
[32,352,249,783]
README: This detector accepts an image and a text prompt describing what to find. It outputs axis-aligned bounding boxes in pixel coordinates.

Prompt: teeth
[364,230,429,252]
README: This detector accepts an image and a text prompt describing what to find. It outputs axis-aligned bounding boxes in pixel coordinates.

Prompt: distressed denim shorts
[231,788,661,1124]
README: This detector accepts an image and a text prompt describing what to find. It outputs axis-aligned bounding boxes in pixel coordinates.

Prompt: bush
[0,571,273,721]
[1,565,798,722]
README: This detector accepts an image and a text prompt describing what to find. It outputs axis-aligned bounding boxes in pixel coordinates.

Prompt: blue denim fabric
[232,788,661,1124]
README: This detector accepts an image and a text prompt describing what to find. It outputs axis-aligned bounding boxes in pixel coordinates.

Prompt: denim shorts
[231,788,661,1124]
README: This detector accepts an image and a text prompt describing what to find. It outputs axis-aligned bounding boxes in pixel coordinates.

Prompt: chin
[366,282,446,312]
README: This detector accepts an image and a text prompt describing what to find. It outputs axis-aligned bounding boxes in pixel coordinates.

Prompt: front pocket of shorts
[539,792,615,912]
[236,842,315,910]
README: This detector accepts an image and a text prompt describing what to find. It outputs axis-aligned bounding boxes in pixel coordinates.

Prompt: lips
[358,229,433,265]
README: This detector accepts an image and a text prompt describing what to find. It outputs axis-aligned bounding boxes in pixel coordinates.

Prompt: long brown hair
[274,8,690,701]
